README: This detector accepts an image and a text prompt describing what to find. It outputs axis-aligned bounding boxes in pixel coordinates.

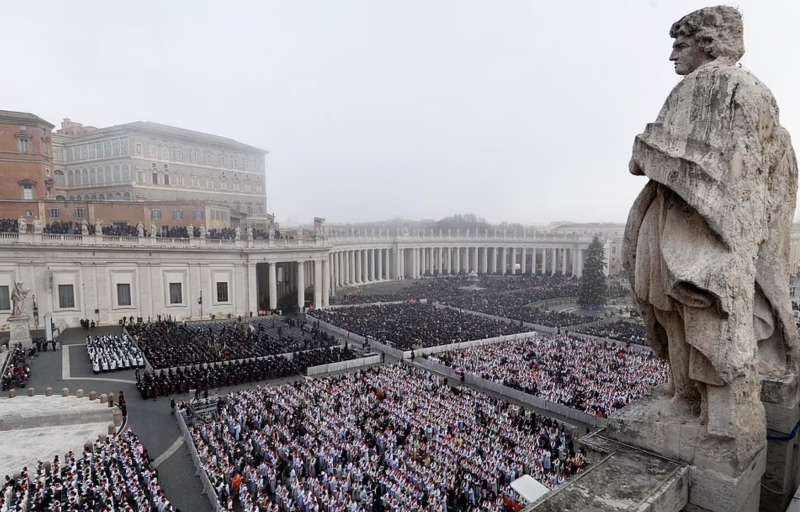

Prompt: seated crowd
[333,274,598,328]
[574,319,649,346]
[136,347,357,398]
[128,318,338,369]
[86,334,145,374]
[0,431,174,511]
[1,344,31,391]
[309,303,527,350]
[434,335,669,418]
[189,365,586,511]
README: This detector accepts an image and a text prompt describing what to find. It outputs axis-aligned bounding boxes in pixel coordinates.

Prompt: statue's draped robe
[623,61,798,384]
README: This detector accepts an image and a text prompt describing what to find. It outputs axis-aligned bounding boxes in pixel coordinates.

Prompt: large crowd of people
[136,347,357,399]
[573,320,649,346]
[434,335,668,418]
[333,275,601,328]
[101,223,142,237]
[86,334,145,373]
[0,431,175,511]
[309,303,527,350]
[128,318,338,369]
[43,221,96,235]
[0,219,20,233]
[189,365,586,511]
[1,344,31,391]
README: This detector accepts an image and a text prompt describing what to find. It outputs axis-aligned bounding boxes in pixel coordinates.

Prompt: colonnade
[328,245,584,288]
[253,244,586,312]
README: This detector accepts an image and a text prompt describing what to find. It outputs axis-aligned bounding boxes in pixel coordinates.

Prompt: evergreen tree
[577,236,608,309]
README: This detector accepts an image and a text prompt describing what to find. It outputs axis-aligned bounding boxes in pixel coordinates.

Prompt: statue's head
[669,6,744,75]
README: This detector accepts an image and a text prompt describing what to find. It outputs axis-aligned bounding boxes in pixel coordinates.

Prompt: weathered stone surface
[529,431,688,512]
[8,315,32,349]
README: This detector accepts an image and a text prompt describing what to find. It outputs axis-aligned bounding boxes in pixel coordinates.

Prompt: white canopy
[510,475,550,504]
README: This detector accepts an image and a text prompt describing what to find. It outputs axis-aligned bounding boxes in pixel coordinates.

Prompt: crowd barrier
[405,331,537,358]
[0,350,10,382]
[306,354,382,376]
[176,409,223,512]
[567,332,653,355]
[436,304,562,334]
[413,357,604,430]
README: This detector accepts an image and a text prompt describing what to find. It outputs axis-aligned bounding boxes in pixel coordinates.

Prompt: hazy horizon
[5,1,800,226]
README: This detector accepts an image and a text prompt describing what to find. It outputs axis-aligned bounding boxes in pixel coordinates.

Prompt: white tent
[510,475,550,504]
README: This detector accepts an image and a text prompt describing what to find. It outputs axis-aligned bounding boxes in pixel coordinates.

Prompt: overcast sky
[4,1,799,226]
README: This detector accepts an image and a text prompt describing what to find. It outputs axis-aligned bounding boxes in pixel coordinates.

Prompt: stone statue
[94,221,102,235]
[17,218,26,234]
[247,225,254,241]
[136,222,144,237]
[149,224,157,238]
[32,219,43,235]
[623,6,797,464]
[11,281,29,317]
[199,225,207,239]
[235,225,241,240]
[187,224,194,238]
[80,220,89,237]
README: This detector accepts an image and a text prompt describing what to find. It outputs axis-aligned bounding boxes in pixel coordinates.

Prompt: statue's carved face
[669,34,713,75]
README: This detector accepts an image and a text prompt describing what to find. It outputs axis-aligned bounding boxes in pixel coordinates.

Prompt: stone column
[561,247,567,275]
[576,249,583,278]
[501,247,507,275]
[455,247,461,274]
[323,259,331,306]
[296,261,305,310]
[551,248,557,275]
[247,262,257,315]
[510,248,517,274]
[532,248,538,275]
[520,248,527,274]
[377,249,383,280]
[268,262,277,311]
[398,248,404,279]
[354,251,360,283]
[313,259,323,308]
[491,247,497,273]
[542,248,548,275]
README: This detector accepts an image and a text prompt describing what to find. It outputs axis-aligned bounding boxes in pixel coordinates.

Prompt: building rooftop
[62,119,267,154]
[0,110,55,128]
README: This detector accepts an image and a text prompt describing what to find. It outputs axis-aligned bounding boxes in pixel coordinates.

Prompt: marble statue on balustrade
[94,221,102,236]
[9,281,32,349]
[149,224,157,239]
[247,225,254,241]
[81,220,89,237]
[11,282,29,318]
[621,5,797,481]
[136,222,144,238]
[235,225,241,241]
[17,218,25,234]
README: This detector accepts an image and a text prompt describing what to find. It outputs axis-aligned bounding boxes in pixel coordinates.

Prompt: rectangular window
[73,208,85,219]
[216,282,229,303]
[58,284,75,309]
[168,282,182,304]
[152,173,158,184]
[173,210,184,220]
[135,143,142,155]
[17,137,30,154]
[164,174,170,185]
[151,209,162,221]
[22,184,33,200]
[116,283,132,306]
[48,208,60,219]
[0,286,9,311]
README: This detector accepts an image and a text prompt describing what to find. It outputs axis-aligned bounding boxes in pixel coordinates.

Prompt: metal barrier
[306,354,382,376]
[175,409,223,512]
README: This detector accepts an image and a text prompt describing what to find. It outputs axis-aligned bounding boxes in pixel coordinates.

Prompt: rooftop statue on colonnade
[622,4,798,485]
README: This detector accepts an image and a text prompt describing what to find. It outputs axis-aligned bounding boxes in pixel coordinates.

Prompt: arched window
[123,192,130,200]
[67,170,74,186]
[114,192,121,200]
[105,166,111,183]
[90,168,97,185]
[99,194,105,201]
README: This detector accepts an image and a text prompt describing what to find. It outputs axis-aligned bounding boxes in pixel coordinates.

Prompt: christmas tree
[577,236,608,309]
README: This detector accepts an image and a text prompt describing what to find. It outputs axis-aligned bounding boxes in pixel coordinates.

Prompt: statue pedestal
[8,315,32,349]
[760,373,800,512]
[605,394,765,512]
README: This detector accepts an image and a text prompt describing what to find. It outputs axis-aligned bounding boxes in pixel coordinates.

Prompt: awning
[510,475,550,504]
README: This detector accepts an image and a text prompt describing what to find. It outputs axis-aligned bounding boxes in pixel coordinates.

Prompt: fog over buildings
[3,0,800,227]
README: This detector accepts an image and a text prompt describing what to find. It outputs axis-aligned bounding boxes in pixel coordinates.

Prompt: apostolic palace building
[0,109,797,332]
